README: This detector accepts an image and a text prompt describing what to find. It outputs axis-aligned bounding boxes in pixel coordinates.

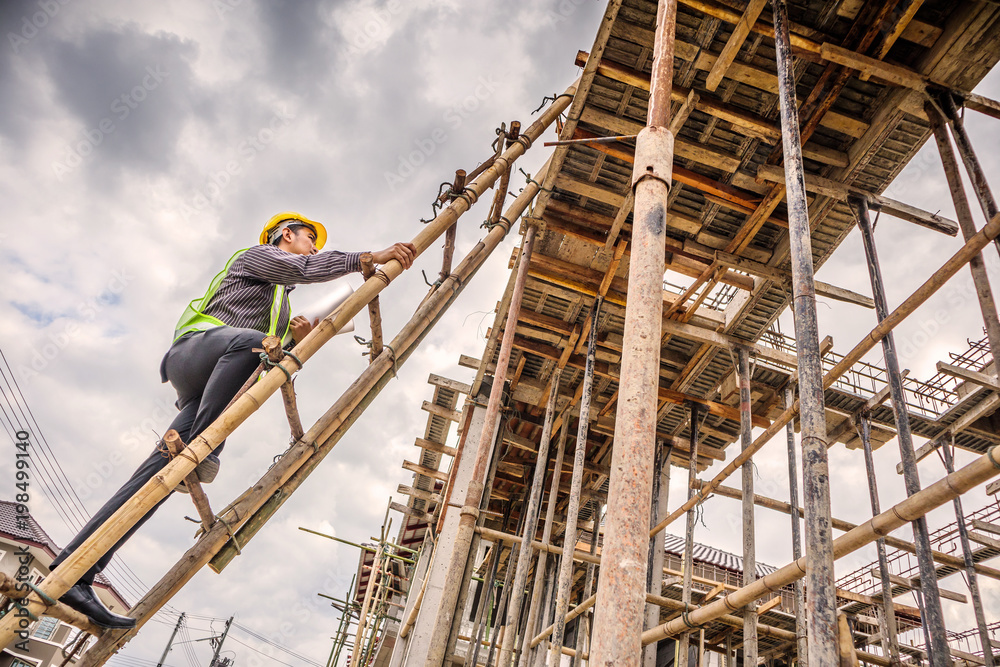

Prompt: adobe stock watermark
[213,0,246,20]
[384,74,503,191]
[7,0,71,54]
[545,0,597,25]
[179,108,295,220]
[16,268,134,384]
[339,0,404,62]
[52,65,168,179]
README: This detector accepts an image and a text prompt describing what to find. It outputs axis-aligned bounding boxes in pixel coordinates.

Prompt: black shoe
[176,454,221,494]
[59,583,136,629]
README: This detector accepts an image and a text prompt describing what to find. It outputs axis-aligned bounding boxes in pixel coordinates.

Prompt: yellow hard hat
[260,212,327,250]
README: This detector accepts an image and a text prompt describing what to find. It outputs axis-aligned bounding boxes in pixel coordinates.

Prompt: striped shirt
[202,244,362,336]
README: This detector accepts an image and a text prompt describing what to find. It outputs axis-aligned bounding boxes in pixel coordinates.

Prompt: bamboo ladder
[0,84,578,656]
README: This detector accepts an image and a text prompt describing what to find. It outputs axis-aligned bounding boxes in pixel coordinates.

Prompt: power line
[0,345,185,618]
[231,622,325,666]
[228,636,317,667]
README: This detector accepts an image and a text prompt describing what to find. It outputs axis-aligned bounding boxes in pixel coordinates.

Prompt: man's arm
[242,245,362,285]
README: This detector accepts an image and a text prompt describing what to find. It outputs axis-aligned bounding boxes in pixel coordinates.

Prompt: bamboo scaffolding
[647,210,1000,542]
[496,367,561,667]
[737,347,758,665]
[772,2,837,663]
[549,297,601,664]
[851,196,949,662]
[425,196,539,666]
[72,101,569,664]
[640,442,1000,644]
[678,403,700,664]
[643,443,671,667]
[857,412,901,666]
[4,84,570,647]
[162,431,215,532]
[783,386,809,667]
[523,422,567,667]
[359,253,384,362]
[589,1,676,663]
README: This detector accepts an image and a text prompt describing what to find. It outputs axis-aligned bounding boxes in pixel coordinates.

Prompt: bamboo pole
[678,404,700,664]
[0,573,103,637]
[641,443,1000,645]
[737,347,758,666]
[773,2,837,663]
[350,544,383,667]
[162,431,215,532]
[425,221,539,666]
[470,540,503,667]
[643,444,671,667]
[359,253,384,362]
[926,100,1000,365]
[850,196,949,663]
[524,423,567,667]
[496,368,562,667]
[938,92,1000,256]
[438,169,466,285]
[857,412,901,666]
[941,441,993,667]
[74,139,563,666]
[783,386,808,667]
[262,336,305,441]
[576,515,601,667]
[4,86,573,651]
[590,1,676,663]
[549,297,601,664]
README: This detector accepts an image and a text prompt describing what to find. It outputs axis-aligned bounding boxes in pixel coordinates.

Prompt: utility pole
[210,616,234,667]
[157,612,185,667]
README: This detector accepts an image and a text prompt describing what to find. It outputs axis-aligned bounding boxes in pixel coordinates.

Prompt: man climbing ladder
[49,213,416,629]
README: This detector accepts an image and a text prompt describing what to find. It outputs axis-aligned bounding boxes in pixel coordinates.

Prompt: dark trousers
[51,327,266,585]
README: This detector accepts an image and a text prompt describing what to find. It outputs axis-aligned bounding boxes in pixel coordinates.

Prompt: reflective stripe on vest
[172,248,290,343]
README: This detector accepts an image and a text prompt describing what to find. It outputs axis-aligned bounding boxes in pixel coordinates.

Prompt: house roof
[0,500,131,609]
[663,532,777,580]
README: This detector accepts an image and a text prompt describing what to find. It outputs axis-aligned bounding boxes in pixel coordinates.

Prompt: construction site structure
[3,0,1000,665]
[341,1,1000,665]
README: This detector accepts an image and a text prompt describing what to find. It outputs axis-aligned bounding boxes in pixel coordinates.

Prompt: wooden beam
[402,460,449,482]
[390,501,435,524]
[458,354,480,370]
[427,373,471,395]
[397,484,440,503]
[705,0,769,92]
[757,595,782,615]
[414,437,458,457]
[968,530,1000,551]
[936,361,1000,391]
[755,164,959,236]
[972,519,1000,537]
[421,401,462,423]
[881,571,968,604]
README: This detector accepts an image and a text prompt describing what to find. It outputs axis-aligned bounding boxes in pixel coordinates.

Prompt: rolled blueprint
[295,282,356,336]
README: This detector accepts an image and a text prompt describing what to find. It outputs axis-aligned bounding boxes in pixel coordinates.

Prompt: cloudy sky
[1,0,999,664]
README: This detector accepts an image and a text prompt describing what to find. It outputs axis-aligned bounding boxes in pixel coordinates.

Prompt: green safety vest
[172,248,290,343]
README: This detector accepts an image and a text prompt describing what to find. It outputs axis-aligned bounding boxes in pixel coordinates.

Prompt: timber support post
[590,0,675,662]
[773,1,837,663]
[850,195,950,663]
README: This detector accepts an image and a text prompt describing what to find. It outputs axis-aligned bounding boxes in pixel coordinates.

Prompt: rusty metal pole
[497,369,563,667]
[550,297,603,663]
[941,440,994,667]
[938,93,1000,256]
[783,385,808,667]
[849,196,950,664]
[926,101,1000,364]
[590,0,675,663]
[526,422,568,667]
[856,411,901,666]
[678,404,701,664]
[737,347,758,666]
[426,225,538,666]
[772,2,837,664]
[644,444,672,667]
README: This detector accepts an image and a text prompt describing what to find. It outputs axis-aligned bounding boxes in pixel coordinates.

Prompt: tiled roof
[664,533,777,580]
[0,500,129,606]
[0,500,59,556]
